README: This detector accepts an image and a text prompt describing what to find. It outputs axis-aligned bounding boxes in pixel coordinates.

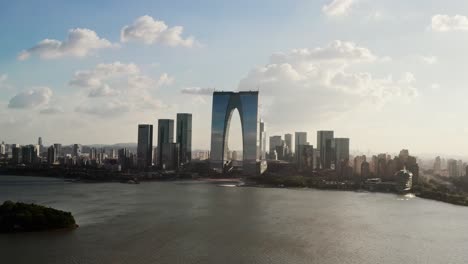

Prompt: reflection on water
[1,175,468,264]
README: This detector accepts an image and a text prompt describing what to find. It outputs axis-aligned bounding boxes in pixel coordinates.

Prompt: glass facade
[210,91,262,175]
[176,113,192,166]
[317,130,334,169]
[137,124,153,169]
[157,119,174,167]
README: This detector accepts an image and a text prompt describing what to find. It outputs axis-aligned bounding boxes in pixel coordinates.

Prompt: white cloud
[431,15,468,32]
[69,62,168,117]
[181,87,214,95]
[8,87,53,109]
[18,28,116,60]
[121,15,195,47]
[238,41,418,126]
[322,0,355,17]
[420,55,438,65]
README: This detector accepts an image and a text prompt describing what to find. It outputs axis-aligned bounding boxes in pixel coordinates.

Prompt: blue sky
[2,0,468,157]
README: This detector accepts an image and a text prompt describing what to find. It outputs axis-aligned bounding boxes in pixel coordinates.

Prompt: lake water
[1,175,468,264]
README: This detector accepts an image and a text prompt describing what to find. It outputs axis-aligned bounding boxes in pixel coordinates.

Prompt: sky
[2,0,468,157]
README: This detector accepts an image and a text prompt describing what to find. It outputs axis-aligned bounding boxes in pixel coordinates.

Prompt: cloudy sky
[1,0,468,156]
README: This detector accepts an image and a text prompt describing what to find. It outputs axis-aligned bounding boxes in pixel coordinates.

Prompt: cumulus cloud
[181,87,214,95]
[70,62,168,117]
[8,87,53,109]
[121,15,195,47]
[238,40,418,125]
[322,0,355,17]
[431,15,468,32]
[69,61,172,98]
[18,28,116,60]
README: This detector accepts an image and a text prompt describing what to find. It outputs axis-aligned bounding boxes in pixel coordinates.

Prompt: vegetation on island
[413,179,468,206]
[0,201,77,233]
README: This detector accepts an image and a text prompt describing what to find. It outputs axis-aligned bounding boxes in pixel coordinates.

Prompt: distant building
[284,133,293,156]
[354,155,366,176]
[118,148,131,170]
[0,142,5,155]
[269,136,283,159]
[294,132,307,164]
[53,144,62,158]
[176,113,192,166]
[259,120,266,160]
[434,156,441,173]
[161,142,179,170]
[298,145,314,172]
[317,131,334,169]
[72,144,82,158]
[448,159,458,178]
[47,145,56,164]
[137,124,154,170]
[21,145,37,164]
[11,144,21,164]
[395,169,413,192]
[157,119,174,168]
[361,161,370,179]
[334,138,350,165]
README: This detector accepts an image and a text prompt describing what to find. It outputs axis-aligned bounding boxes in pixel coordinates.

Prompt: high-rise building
[72,144,82,158]
[176,113,192,166]
[11,144,21,164]
[259,120,266,160]
[118,148,131,170]
[53,143,62,158]
[21,145,37,164]
[48,145,56,164]
[161,142,179,170]
[0,141,6,155]
[334,138,350,164]
[284,133,293,156]
[361,161,370,179]
[137,124,153,169]
[269,135,283,157]
[298,145,314,172]
[354,155,366,176]
[317,131,334,169]
[434,156,441,173]
[158,119,174,168]
[295,132,307,164]
[38,137,42,146]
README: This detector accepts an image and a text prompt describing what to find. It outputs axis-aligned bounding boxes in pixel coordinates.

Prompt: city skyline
[2,1,468,156]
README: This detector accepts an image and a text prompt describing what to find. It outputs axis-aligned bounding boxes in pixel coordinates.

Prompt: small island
[0,201,77,233]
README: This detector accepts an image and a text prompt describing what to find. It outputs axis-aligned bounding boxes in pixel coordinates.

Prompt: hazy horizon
[2,0,468,156]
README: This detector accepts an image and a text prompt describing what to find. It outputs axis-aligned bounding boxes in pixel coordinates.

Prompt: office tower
[361,161,370,179]
[284,133,293,156]
[447,159,458,177]
[294,132,307,164]
[354,155,366,176]
[90,148,97,160]
[259,120,266,160]
[11,144,21,164]
[158,119,174,168]
[72,144,82,157]
[334,138,350,164]
[21,145,36,164]
[210,91,263,175]
[118,148,130,170]
[137,124,154,169]
[0,141,5,155]
[458,160,464,177]
[298,145,314,172]
[269,135,283,157]
[317,131,334,169]
[434,156,441,173]
[38,137,42,146]
[176,113,192,166]
[161,142,179,170]
[48,145,56,164]
[53,143,62,158]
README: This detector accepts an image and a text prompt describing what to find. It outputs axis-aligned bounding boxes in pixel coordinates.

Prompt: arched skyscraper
[210,91,265,175]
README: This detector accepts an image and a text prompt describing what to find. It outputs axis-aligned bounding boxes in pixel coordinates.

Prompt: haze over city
[1,0,468,157]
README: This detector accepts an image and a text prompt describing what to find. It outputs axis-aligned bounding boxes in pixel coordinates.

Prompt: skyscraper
[317,131,334,169]
[48,145,56,164]
[294,132,307,164]
[284,133,293,156]
[11,144,21,164]
[137,124,153,169]
[0,141,5,155]
[176,113,192,166]
[334,138,350,164]
[269,135,283,157]
[53,143,62,158]
[72,144,82,158]
[158,119,174,168]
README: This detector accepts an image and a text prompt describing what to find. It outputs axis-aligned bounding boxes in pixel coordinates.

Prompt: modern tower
[269,135,283,156]
[176,113,192,166]
[137,124,153,169]
[210,91,264,175]
[284,133,293,155]
[334,138,350,163]
[294,132,307,164]
[72,144,82,158]
[317,130,334,169]
[157,119,174,167]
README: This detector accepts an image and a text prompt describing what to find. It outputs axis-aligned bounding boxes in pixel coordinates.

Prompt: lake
[1,175,468,264]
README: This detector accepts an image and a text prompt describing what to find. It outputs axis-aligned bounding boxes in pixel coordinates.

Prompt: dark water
[1,176,468,264]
